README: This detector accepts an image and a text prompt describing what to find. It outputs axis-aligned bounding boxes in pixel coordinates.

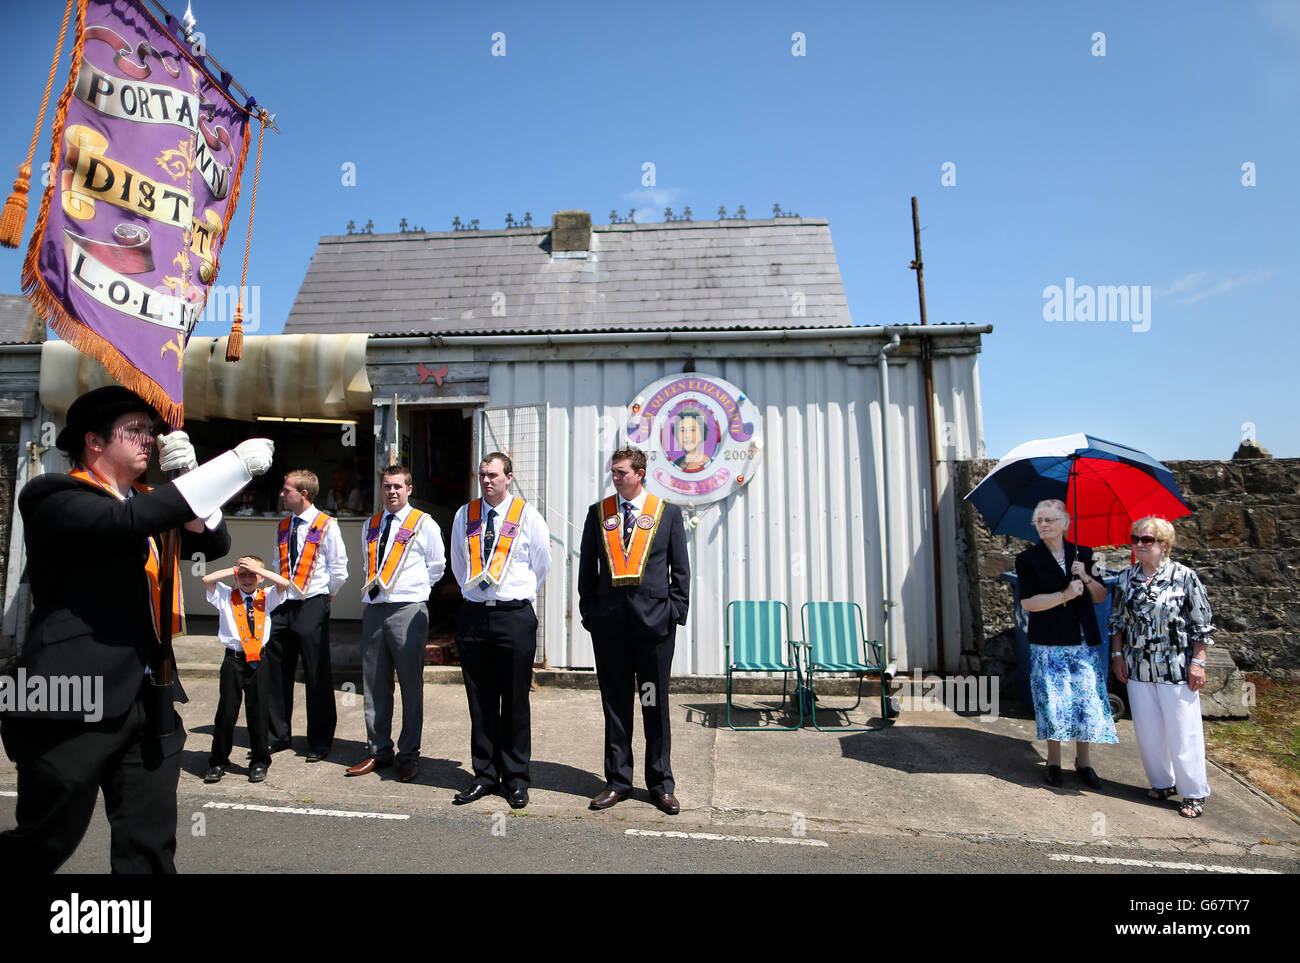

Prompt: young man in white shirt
[448,452,552,809]
[201,555,297,784]
[265,469,349,762]
[346,465,446,783]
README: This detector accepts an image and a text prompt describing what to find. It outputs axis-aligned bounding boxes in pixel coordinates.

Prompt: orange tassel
[5,0,76,249]
[0,164,31,248]
[226,303,244,361]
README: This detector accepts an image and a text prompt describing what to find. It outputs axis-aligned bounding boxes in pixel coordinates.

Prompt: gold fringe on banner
[1,0,77,248]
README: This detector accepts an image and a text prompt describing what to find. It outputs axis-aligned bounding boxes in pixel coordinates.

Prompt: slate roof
[0,294,42,344]
[282,217,852,336]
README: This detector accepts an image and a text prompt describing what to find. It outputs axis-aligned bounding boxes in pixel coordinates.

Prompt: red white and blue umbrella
[965,433,1191,546]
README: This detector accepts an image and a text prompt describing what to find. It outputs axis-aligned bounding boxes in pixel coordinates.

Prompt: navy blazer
[1014,540,1102,646]
[9,474,231,719]
[577,498,690,643]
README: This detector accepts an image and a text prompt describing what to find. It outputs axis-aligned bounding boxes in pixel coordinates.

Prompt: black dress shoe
[453,783,498,805]
[1076,766,1101,789]
[1045,764,1062,786]
[305,747,329,763]
[652,792,680,815]
[203,765,224,783]
[507,788,528,809]
[248,763,269,783]
[268,740,291,754]
[589,789,631,811]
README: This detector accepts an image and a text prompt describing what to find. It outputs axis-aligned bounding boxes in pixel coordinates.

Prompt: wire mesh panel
[480,405,547,664]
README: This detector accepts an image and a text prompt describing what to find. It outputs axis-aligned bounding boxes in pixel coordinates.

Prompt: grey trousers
[360,602,428,762]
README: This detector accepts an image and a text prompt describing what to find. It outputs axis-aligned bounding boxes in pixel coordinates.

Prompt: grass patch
[1205,675,1300,817]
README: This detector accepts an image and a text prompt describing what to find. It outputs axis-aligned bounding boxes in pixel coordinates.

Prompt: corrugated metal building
[285,211,990,673]
[1,210,991,673]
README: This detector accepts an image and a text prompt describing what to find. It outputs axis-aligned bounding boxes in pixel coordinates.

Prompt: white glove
[233,438,275,476]
[156,430,198,473]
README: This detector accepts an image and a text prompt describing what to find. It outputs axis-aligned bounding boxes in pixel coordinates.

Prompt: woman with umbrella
[1014,499,1117,787]
[1109,517,1215,818]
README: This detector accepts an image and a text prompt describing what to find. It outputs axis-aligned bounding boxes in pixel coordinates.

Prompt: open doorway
[405,407,473,659]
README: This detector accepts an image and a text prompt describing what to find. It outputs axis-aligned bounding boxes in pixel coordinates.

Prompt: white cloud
[620,187,684,207]
[1155,269,1273,305]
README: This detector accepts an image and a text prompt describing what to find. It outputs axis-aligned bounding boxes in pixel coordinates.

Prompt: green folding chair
[725,601,803,730]
[801,601,894,732]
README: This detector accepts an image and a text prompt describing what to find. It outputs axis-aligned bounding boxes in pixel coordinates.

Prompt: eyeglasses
[114,424,154,445]
[1131,535,1159,545]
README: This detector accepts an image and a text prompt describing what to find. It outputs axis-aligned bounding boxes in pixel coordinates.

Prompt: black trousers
[0,693,185,873]
[265,595,335,753]
[455,601,537,791]
[592,629,675,795]
[210,650,269,768]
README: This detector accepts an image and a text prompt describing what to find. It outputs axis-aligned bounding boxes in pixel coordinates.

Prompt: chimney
[551,210,591,255]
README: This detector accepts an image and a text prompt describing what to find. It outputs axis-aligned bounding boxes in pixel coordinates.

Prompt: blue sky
[2,0,1296,459]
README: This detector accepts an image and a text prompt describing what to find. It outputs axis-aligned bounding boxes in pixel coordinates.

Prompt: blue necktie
[622,501,635,547]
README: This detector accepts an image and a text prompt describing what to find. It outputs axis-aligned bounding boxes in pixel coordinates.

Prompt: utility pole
[909,197,947,675]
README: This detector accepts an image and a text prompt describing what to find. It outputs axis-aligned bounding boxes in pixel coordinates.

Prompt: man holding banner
[0,385,273,873]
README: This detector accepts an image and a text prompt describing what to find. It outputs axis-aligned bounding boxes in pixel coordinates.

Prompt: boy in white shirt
[202,556,296,783]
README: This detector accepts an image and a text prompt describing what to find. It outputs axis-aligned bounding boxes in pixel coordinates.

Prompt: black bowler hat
[55,385,159,456]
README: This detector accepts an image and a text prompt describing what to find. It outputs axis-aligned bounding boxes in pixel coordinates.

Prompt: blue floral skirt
[1029,643,1119,743]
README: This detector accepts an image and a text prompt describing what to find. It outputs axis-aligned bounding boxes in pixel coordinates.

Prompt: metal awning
[39,334,373,422]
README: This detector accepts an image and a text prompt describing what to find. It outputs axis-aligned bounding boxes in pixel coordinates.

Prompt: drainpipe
[876,328,902,667]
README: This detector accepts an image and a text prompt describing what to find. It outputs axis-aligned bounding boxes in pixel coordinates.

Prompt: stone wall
[956,457,1300,692]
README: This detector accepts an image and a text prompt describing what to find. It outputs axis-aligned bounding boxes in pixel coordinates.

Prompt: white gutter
[876,327,903,667]
[369,323,991,349]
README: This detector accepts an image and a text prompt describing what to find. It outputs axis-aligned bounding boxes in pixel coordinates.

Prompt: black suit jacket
[1014,540,1101,646]
[7,473,231,719]
[578,498,690,643]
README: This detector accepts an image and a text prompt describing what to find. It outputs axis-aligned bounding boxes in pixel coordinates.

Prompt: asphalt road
[1,790,1292,875]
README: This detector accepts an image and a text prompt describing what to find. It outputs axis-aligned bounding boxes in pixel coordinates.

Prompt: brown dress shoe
[652,792,680,815]
[344,757,391,777]
[398,760,419,783]
[589,789,631,811]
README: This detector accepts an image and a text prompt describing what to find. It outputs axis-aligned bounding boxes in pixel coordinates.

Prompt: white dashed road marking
[1050,853,1280,874]
[625,828,828,847]
[203,801,409,820]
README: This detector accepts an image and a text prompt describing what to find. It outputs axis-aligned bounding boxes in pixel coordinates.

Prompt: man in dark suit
[0,386,273,872]
[578,447,690,815]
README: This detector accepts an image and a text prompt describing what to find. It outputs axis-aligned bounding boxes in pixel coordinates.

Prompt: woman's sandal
[1179,797,1204,818]
[1147,786,1177,801]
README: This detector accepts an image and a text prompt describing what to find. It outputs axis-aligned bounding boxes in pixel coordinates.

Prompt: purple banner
[22,0,251,426]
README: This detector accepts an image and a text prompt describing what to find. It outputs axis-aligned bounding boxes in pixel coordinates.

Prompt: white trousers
[1126,680,1211,799]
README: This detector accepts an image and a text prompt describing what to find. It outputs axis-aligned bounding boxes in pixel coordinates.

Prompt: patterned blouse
[1107,560,1215,685]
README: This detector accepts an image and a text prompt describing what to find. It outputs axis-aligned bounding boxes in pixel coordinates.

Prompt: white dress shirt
[283,504,349,599]
[205,581,296,653]
[361,502,447,604]
[619,489,647,517]
[450,492,552,603]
